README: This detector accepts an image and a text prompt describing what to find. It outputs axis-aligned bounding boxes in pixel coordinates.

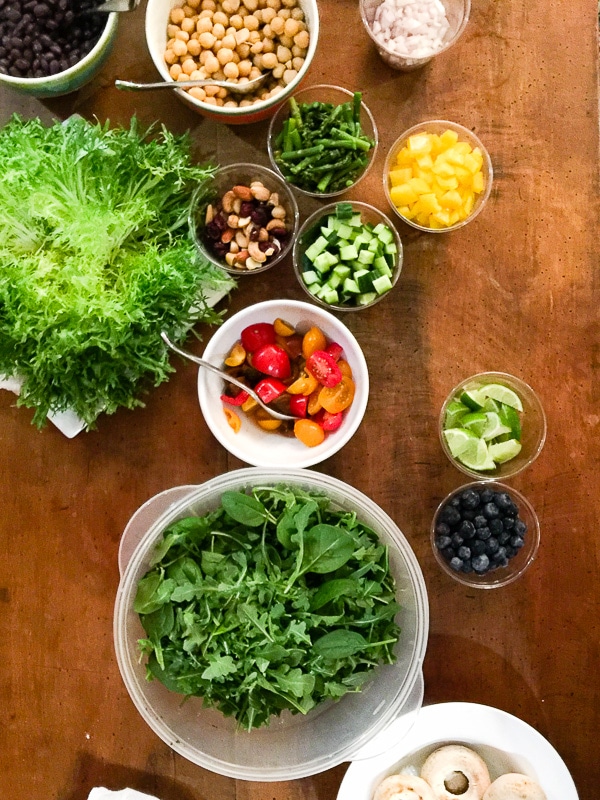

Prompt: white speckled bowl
[0,14,118,98]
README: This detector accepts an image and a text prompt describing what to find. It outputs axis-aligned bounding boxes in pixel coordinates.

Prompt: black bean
[15,57,29,70]
[33,3,50,16]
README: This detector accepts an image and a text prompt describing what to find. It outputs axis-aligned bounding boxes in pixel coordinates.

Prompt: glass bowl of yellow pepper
[383,120,493,232]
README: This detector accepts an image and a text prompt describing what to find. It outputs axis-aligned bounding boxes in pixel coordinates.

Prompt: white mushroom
[374,773,437,800]
[483,773,547,800]
[421,745,491,800]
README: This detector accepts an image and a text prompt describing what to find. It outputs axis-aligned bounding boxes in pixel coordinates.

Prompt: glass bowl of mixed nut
[188,162,299,274]
[145,0,319,124]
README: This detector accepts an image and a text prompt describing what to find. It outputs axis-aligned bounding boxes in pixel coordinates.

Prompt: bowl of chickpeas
[145,0,319,124]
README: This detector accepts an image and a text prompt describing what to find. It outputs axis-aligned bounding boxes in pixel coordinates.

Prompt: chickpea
[291,55,303,70]
[241,0,258,9]
[276,44,292,63]
[236,42,251,58]
[250,40,263,54]
[282,68,297,84]
[172,38,188,56]
[217,86,228,98]
[293,30,309,49]
[278,34,294,48]
[247,29,261,42]
[175,29,190,41]
[212,10,228,25]
[181,16,196,32]
[187,0,200,7]
[262,23,272,37]
[262,37,274,52]
[187,38,201,55]
[278,8,291,20]
[234,26,250,44]
[222,0,240,11]
[243,14,259,30]
[164,48,177,64]
[283,17,299,36]
[222,33,236,49]
[188,86,207,101]
[167,23,180,37]
[181,57,197,74]
[249,65,262,78]
[217,46,234,64]
[223,60,239,78]
[223,100,238,108]
[261,6,275,23]
[212,22,226,39]
[266,0,281,9]
[190,68,206,79]
[213,39,223,52]
[169,62,183,78]
[170,6,185,24]
[261,51,277,70]
[177,71,191,80]
[182,5,196,17]
[198,8,213,17]
[204,95,218,105]
[198,31,216,48]
[204,52,220,73]
[269,15,284,34]
[291,6,304,19]
[200,0,216,9]
[196,15,213,32]
[272,62,285,79]
[237,58,252,75]
[281,0,296,7]
[229,13,244,27]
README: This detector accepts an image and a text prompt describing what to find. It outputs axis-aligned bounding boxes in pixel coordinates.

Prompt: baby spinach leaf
[221,491,267,526]
[301,524,355,574]
[313,630,368,660]
[134,573,175,614]
[310,577,360,610]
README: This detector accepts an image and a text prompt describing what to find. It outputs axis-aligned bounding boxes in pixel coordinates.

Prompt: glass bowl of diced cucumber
[293,201,403,311]
[439,371,547,480]
[267,84,379,198]
[384,120,493,232]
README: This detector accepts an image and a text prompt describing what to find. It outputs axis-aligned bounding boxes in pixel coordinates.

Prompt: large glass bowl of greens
[114,468,429,781]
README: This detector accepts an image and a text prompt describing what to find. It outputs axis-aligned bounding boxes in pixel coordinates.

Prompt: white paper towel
[88,789,160,800]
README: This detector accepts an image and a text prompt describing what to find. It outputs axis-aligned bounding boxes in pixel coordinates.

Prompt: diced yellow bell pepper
[430,209,452,227]
[396,205,415,220]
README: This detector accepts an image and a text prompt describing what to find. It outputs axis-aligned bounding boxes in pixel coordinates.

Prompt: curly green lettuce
[0,115,235,429]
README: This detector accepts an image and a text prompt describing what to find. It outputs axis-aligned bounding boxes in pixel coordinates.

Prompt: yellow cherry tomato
[319,376,355,414]
[294,419,325,447]
[302,326,327,359]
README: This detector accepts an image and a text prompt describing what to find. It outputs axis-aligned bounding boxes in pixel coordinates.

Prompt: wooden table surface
[1,1,599,799]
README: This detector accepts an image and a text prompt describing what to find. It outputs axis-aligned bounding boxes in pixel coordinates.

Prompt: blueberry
[498,530,511,544]
[489,518,504,535]
[439,505,461,526]
[449,556,463,572]
[435,522,451,537]
[435,535,452,550]
[458,545,471,560]
[472,554,490,573]
[478,526,491,541]
[451,532,464,548]
[485,537,499,555]
[459,520,476,539]
[461,560,474,574]
[474,515,487,528]
[462,509,476,521]
[495,492,518,514]
[514,519,528,536]
[510,535,525,549]
[441,547,455,562]
[505,546,517,559]
[450,497,461,507]
[483,502,500,519]
[471,539,487,555]
[502,516,515,530]
[480,488,494,503]
[492,546,507,562]
[460,489,480,509]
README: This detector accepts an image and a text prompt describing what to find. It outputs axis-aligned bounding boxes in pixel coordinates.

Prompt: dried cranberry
[204,220,223,240]
[250,205,269,226]
[239,200,255,217]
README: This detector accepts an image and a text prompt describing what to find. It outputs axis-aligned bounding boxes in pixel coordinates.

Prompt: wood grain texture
[0,1,598,799]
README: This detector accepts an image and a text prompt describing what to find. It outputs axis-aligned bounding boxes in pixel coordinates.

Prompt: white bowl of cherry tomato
[197,300,369,468]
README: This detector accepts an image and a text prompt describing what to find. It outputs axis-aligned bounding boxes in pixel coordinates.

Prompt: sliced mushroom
[482,774,547,800]
[421,745,491,800]
[373,773,437,800]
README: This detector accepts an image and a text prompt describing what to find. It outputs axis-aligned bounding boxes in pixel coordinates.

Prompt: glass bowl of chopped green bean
[293,200,403,310]
[114,467,429,780]
[267,84,379,198]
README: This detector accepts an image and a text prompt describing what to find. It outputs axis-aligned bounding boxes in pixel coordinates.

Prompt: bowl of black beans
[431,481,540,589]
[0,0,118,96]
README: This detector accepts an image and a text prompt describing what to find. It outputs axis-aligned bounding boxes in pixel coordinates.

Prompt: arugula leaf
[0,115,236,428]
[135,485,402,730]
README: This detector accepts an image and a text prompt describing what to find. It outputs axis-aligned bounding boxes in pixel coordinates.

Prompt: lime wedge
[459,388,487,410]
[482,397,501,413]
[456,437,496,471]
[499,403,522,439]
[444,400,469,428]
[443,427,478,457]
[460,411,488,437]
[489,438,522,463]
[482,411,512,441]
[480,383,524,411]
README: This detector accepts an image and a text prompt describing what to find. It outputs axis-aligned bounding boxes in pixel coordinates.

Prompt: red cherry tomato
[289,394,308,418]
[220,389,250,406]
[254,378,287,404]
[241,322,276,353]
[251,343,291,379]
[316,409,344,431]
[305,350,343,388]
[325,342,344,362]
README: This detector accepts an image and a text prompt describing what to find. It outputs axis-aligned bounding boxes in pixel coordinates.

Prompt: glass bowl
[145,0,319,125]
[114,467,429,780]
[384,120,493,232]
[293,201,403,311]
[359,0,471,72]
[188,162,299,276]
[431,481,540,589]
[267,84,378,198]
[197,299,369,468]
[439,371,546,481]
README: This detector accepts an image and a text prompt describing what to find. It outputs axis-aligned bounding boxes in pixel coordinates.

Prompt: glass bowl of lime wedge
[439,372,546,480]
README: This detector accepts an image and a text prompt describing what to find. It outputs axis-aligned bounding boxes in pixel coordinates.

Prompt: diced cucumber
[372,274,393,295]
[354,269,374,293]
[333,264,352,279]
[343,277,360,294]
[357,291,378,306]
[302,269,320,286]
[373,223,394,243]
[305,235,329,262]
[340,243,359,261]
[313,250,339,272]
[357,249,375,265]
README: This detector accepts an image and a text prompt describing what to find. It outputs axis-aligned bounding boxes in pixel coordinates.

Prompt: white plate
[338,702,578,800]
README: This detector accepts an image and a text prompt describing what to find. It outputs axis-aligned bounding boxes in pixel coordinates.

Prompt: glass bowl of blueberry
[188,163,299,276]
[431,481,540,589]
